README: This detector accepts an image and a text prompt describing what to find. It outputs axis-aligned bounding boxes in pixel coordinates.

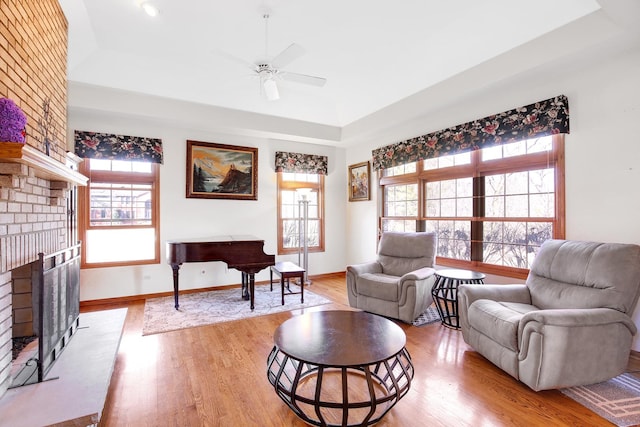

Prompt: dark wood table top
[273,310,406,367]
[435,268,486,281]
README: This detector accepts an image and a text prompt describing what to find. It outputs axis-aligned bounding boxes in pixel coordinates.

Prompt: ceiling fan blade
[271,43,306,69]
[280,71,327,87]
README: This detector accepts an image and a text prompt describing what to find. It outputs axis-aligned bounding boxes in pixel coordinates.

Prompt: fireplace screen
[11,243,81,387]
[37,243,81,382]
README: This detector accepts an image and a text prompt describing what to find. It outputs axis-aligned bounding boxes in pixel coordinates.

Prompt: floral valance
[74,130,164,164]
[275,151,328,175]
[372,95,570,170]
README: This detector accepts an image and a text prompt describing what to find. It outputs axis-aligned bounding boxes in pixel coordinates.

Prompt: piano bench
[270,262,305,305]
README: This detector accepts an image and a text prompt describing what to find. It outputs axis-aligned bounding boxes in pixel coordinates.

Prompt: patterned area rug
[412,305,441,326]
[561,373,640,426]
[143,284,331,335]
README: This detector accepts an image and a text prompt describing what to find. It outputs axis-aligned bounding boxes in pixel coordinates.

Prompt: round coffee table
[267,310,413,427]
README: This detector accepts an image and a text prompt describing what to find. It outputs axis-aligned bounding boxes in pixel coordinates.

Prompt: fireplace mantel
[0,142,88,186]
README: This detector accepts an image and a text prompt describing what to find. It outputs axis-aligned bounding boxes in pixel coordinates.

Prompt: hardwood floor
[88,274,614,426]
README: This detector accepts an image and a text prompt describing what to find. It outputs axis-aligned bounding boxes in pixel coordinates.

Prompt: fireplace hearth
[11,335,38,362]
[10,336,38,388]
[12,336,36,361]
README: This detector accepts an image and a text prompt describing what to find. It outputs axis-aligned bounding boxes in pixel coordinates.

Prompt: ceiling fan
[241,14,327,101]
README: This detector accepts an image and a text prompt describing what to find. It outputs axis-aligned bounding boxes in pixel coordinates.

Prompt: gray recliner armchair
[346,232,437,323]
[458,239,640,391]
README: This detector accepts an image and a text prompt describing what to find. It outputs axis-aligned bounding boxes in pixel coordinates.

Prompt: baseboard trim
[80,270,346,308]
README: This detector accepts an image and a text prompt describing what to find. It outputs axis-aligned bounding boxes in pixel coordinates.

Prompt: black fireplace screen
[36,243,81,382]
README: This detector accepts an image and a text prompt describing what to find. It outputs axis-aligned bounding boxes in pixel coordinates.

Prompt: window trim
[379,135,565,279]
[78,160,161,268]
[277,173,325,255]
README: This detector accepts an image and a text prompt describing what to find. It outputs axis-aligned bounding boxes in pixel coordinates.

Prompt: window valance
[275,151,328,175]
[74,130,164,164]
[371,95,569,171]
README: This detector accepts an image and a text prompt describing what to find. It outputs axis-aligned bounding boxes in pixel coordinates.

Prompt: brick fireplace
[0,148,86,396]
[0,0,84,400]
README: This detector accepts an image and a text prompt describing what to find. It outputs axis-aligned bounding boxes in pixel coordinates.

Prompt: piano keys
[166,235,275,310]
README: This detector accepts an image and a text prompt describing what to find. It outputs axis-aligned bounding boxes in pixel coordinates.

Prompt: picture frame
[186,140,258,200]
[348,161,371,202]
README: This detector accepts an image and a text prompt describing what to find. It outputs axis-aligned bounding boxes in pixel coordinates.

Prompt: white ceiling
[59,0,614,129]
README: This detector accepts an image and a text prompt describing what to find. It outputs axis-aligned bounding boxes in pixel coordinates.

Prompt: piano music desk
[270,262,305,305]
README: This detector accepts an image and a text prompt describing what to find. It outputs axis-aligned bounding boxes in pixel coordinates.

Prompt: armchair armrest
[458,284,531,310]
[400,267,436,282]
[397,267,437,323]
[346,262,382,276]
[345,262,382,307]
[517,308,638,389]
[520,307,637,336]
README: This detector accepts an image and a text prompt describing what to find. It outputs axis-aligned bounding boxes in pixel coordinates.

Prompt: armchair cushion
[377,231,437,277]
[357,273,401,301]
[468,300,538,351]
[528,240,640,312]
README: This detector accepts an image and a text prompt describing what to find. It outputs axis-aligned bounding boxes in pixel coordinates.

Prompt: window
[382,162,417,177]
[78,159,160,267]
[382,183,418,233]
[277,172,324,254]
[424,177,473,260]
[379,135,564,278]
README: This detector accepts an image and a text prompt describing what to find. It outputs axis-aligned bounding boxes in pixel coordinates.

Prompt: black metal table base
[267,346,413,427]
[431,269,485,329]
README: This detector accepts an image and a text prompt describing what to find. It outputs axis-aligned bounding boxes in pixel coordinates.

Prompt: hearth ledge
[0,308,128,427]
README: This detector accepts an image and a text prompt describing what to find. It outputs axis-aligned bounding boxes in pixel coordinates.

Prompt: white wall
[69,104,347,301]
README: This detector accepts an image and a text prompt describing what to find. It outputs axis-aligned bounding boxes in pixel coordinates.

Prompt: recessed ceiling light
[140,2,159,17]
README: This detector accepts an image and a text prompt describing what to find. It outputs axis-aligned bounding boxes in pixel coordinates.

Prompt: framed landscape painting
[348,161,371,201]
[186,140,258,200]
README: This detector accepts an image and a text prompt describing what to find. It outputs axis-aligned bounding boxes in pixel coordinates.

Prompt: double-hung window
[379,135,564,278]
[78,159,160,267]
[277,172,324,254]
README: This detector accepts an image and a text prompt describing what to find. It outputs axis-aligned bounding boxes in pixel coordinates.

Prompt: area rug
[142,284,331,335]
[412,305,441,327]
[561,373,640,426]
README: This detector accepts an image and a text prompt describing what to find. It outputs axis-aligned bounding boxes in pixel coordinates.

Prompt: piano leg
[240,272,255,309]
[171,264,181,309]
[241,272,250,300]
[248,273,256,310]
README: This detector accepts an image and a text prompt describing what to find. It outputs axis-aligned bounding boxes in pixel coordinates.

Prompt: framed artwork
[348,161,371,202]
[186,140,258,200]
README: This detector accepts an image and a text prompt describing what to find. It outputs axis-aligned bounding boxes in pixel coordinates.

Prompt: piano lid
[166,235,263,244]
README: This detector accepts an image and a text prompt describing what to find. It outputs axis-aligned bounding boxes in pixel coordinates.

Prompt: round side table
[267,310,414,427]
[431,269,485,329]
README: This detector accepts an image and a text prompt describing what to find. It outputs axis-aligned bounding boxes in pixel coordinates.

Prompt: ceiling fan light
[263,78,279,101]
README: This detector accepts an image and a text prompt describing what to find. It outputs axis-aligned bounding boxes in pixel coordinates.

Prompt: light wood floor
[87,274,619,427]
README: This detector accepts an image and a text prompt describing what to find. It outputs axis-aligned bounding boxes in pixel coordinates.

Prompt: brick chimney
[0,0,82,399]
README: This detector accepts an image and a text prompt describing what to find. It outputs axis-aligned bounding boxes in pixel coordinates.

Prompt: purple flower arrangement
[0,97,27,143]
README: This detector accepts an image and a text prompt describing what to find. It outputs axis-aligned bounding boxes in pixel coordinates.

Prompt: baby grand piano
[166,235,275,310]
